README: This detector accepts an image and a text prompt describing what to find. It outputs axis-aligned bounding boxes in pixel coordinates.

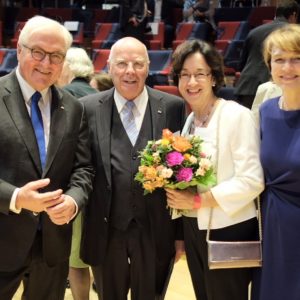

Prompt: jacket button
[104,217,108,223]
[132,155,137,160]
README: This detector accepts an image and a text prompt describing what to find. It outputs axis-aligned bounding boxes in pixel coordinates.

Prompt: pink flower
[166,151,184,167]
[176,167,193,182]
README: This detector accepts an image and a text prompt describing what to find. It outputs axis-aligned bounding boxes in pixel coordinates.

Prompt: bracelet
[193,193,202,209]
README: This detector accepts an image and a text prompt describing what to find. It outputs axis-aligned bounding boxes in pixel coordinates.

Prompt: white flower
[199,158,212,170]
[196,167,206,176]
[189,155,197,164]
[160,167,173,178]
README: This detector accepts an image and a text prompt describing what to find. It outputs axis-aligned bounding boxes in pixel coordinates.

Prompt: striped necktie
[31,91,46,169]
[121,101,139,146]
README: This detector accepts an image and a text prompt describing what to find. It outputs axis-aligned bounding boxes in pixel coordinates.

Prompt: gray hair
[18,15,73,50]
[65,47,94,78]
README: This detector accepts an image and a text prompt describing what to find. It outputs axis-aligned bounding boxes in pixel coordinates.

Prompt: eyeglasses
[179,72,211,82]
[22,44,65,65]
[113,60,148,70]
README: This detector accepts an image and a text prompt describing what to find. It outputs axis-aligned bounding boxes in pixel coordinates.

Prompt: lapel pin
[61,106,65,110]
[158,110,162,114]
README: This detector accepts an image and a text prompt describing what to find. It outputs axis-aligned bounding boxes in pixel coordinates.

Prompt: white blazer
[182,99,264,229]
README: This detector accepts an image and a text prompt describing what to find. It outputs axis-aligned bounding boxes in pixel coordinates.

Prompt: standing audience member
[234,0,299,108]
[80,37,186,300]
[119,0,149,44]
[0,16,93,300]
[252,24,300,300]
[167,39,264,300]
[90,72,114,91]
[58,47,97,300]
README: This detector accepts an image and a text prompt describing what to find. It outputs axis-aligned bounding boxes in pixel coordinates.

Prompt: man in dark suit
[0,16,93,300]
[234,0,299,109]
[81,37,186,300]
[119,0,149,44]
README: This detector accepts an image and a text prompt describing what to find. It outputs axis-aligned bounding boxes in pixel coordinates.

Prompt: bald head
[107,37,150,100]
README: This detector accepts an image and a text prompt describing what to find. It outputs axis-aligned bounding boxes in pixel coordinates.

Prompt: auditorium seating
[92,23,122,50]
[92,49,110,72]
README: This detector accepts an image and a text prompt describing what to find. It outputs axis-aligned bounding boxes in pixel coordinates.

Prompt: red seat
[217,21,241,40]
[145,22,165,50]
[92,49,110,72]
[172,23,195,50]
[92,23,121,49]
[153,85,181,97]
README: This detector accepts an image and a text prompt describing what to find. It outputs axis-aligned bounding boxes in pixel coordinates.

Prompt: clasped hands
[16,178,76,225]
[165,188,195,210]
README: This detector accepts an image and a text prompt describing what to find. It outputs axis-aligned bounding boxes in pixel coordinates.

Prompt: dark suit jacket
[80,87,185,266]
[235,17,288,97]
[64,77,98,99]
[120,0,146,29]
[0,71,94,272]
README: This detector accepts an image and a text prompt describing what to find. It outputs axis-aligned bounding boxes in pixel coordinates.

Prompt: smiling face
[178,52,215,109]
[271,47,300,92]
[108,38,149,100]
[17,28,67,91]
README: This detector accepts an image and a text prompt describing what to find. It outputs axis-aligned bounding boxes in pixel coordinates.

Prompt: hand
[16,178,63,213]
[174,240,185,263]
[46,195,76,225]
[129,16,139,26]
[165,188,194,210]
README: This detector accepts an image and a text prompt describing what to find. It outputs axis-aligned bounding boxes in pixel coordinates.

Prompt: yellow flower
[162,128,174,142]
[143,181,156,192]
[161,139,170,146]
[184,153,191,160]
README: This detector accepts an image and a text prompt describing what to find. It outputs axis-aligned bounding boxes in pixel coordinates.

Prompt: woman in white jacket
[166,39,264,300]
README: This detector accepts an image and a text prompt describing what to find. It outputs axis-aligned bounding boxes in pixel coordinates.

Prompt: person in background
[251,24,300,300]
[234,0,299,109]
[251,80,282,119]
[90,71,114,91]
[80,36,186,300]
[0,16,93,300]
[57,47,97,300]
[119,0,149,44]
[166,39,264,300]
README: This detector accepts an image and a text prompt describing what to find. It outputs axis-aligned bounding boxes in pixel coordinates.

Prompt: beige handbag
[206,101,262,270]
[206,198,262,269]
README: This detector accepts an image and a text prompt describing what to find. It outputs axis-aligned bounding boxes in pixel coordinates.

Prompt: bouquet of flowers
[135,129,216,195]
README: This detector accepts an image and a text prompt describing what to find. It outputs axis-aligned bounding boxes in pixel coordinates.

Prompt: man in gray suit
[81,37,185,300]
[0,16,93,299]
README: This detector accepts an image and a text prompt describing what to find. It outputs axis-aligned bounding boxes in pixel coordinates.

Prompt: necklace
[194,100,216,128]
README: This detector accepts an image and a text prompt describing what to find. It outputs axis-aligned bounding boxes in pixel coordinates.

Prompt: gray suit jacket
[0,71,94,271]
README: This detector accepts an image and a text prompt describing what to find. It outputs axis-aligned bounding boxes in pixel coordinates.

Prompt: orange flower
[172,136,192,152]
[143,181,156,192]
[144,166,158,180]
[162,129,174,142]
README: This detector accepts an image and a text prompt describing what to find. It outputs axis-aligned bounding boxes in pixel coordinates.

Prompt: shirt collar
[16,66,50,106]
[114,87,148,115]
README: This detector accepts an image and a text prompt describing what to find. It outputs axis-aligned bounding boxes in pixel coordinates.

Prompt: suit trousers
[92,221,164,300]
[183,217,257,300]
[0,231,69,300]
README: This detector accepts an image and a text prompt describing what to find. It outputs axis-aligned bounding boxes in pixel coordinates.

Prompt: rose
[172,136,192,152]
[166,151,184,166]
[160,167,173,178]
[199,158,212,170]
[162,128,174,141]
[143,166,158,180]
[176,167,193,182]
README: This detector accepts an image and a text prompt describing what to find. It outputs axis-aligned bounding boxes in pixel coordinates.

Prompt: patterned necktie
[121,101,139,146]
[31,91,46,169]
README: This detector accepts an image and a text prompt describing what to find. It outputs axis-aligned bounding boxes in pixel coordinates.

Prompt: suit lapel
[44,87,66,175]
[96,91,113,186]
[147,87,166,140]
[3,74,43,174]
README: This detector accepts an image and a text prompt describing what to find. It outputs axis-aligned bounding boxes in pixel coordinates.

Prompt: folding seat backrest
[92,49,110,72]
[217,21,241,40]
[148,50,172,74]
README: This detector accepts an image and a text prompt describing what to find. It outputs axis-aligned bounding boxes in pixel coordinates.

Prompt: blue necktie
[31,91,46,169]
[121,101,139,146]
